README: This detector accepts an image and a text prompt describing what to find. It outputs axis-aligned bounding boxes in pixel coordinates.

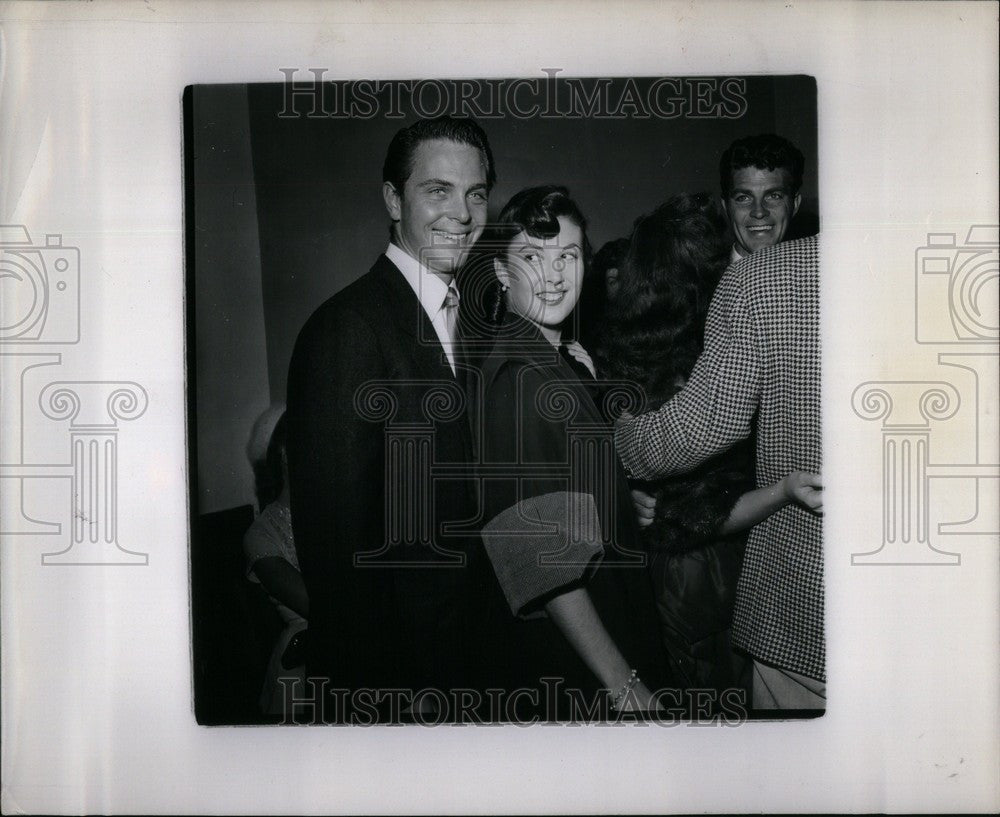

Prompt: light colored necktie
[442,284,460,345]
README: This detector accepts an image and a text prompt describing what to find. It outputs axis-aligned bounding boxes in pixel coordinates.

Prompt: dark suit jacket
[286,254,501,721]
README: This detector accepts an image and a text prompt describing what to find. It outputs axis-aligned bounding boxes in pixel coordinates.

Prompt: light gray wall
[192,84,271,515]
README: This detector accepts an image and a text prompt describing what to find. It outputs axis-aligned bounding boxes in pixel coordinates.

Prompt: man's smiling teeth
[432,230,465,244]
[747,225,773,232]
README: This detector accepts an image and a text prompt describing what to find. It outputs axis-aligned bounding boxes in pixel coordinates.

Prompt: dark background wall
[249,75,817,405]
[191,75,817,514]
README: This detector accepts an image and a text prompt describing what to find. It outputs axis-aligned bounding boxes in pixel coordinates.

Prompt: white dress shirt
[384,242,458,375]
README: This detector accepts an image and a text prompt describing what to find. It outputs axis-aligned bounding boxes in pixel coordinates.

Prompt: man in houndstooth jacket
[614,233,823,711]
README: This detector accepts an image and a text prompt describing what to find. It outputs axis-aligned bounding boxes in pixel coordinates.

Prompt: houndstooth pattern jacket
[615,234,823,681]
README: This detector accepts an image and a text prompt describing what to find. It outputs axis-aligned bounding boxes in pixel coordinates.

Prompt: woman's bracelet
[610,669,640,711]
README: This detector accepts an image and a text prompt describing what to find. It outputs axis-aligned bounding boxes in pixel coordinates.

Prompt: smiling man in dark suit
[286,117,498,723]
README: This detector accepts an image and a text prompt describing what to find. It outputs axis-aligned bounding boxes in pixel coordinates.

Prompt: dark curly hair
[578,237,628,352]
[594,193,730,406]
[592,237,630,283]
[719,133,804,197]
[595,195,754,556]
[458,185,592,348]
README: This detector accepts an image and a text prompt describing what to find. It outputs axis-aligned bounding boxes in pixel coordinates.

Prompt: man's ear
[792,191,802,218]
[383,181,402,221]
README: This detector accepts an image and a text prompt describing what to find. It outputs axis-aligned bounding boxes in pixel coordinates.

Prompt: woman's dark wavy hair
[458,185,592,348]
[594,193,730,405]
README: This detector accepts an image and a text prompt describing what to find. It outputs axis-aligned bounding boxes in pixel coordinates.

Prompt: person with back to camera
[464,185,669,718]
[614,213,825,711]
[594,194,820,703]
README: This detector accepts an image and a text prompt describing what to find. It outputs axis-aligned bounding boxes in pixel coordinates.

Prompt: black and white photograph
[1,1,997,813]
[186,75,821,725]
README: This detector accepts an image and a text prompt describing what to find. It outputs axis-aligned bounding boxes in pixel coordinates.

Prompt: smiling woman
[492,187,590,345]
[466,186,670,719]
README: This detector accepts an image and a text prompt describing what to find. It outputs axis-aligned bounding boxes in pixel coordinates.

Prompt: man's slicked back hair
[383,116,497,194]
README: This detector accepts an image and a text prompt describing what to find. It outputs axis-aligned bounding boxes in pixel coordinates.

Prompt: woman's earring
[493,257,510,293]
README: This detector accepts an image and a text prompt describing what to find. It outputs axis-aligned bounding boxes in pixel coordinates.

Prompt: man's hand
[782,471,823,513]
[630,488,657,528]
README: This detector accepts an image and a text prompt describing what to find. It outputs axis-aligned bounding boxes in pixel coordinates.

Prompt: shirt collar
[730,244,746,265]
[385,242,454,317]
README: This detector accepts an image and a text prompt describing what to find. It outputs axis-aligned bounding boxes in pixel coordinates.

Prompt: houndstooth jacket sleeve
[617,235,824,681]
[614,255,762,479]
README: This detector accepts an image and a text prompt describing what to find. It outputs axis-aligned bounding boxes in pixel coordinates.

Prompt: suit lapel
[373,254,456,382]
[371,255,475,458]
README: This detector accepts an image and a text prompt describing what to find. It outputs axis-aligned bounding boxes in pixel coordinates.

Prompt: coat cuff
[481,491,605,617]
